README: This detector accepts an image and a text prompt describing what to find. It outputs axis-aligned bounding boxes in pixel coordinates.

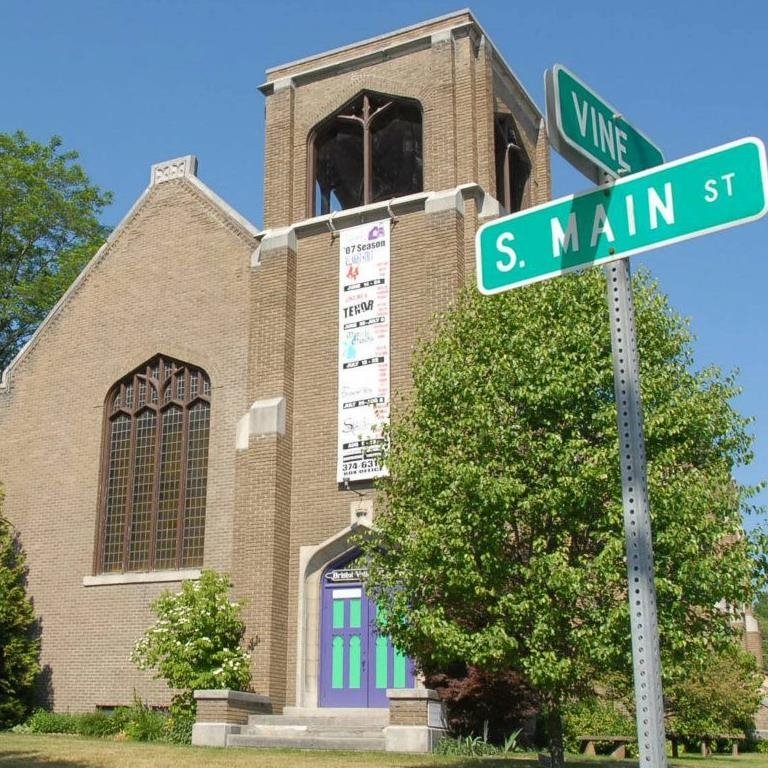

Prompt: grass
[0,733,766,768]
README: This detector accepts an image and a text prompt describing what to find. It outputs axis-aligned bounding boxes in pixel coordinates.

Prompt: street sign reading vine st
[476,137,768,295]
[549,64,664,177]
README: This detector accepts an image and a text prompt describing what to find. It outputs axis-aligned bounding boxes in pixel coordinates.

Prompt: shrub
[25,709,80,734]
[107,706,134,734]
[426,664,538,745]
[76,711,126,737]
[162,691,196,744]
[562,697,635,753]
[0,493,41,729]
[131,570,251,744]
[665,644,762,742]
[122,697,166,742]
[131,571,251,693]
[21,699,166,742]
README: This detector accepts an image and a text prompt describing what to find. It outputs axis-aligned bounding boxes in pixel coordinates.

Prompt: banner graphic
[337,219,390,482]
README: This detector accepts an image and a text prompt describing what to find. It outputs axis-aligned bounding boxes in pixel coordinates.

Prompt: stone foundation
[385,688,448,752]
[192,689,271,747]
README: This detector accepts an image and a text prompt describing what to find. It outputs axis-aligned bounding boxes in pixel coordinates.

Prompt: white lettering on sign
[704,173,737,202]
[327,567,369,583]
[495,232,517,272]
[626,194,637,236]
[649,183,674,230]
[551,184,678,258]
[573,93,589,136]
[571,92,630,172]
[615,127,628,169]
[551,212,579,257]
[590,203,615,247]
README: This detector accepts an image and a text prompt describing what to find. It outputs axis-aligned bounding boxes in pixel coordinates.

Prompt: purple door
[319,555,414,708]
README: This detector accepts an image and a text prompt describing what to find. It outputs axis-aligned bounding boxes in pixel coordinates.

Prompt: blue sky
[2,0,767,526]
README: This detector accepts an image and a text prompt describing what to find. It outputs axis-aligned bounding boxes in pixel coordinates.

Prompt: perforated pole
[604,254,667,768]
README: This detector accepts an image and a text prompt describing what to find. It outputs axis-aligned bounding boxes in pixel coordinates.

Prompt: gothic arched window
[309,92,423,216]
[96,355,211,573]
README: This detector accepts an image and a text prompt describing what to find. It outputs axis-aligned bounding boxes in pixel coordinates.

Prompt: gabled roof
[0,155,262,391]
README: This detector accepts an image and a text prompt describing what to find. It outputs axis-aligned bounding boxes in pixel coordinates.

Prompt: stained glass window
[98,355,211,573]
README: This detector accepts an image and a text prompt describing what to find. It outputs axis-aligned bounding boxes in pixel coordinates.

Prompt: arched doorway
[318,552,414,707]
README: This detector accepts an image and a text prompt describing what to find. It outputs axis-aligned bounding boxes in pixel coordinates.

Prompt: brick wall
[195,691,271,724]
[390,698,428,726]
[231,238,296,708]
[0,179,255,712]
[258,21,546,707]
[263,21,543,230]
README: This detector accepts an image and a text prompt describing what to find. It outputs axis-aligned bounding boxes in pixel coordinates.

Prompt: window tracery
[97,355,211,573]
[309,92,423,216]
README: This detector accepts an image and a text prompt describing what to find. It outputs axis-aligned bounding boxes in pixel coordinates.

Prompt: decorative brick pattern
[151,155,198,186]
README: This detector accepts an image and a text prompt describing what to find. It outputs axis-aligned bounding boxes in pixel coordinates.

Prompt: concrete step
[248,709,389,728]
[233,708,390,751]
[280,706,390,721]
[247,724,384,737]
[228,733,386,751]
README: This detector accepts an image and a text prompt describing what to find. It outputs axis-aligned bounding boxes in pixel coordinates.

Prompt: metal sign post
[603,243,668,768]
[562,61,669,766]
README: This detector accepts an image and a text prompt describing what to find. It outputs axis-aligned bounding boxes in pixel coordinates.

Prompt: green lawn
[0,733,765,768]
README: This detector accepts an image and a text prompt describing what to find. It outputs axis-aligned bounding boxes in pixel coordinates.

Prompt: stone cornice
[257,10,542,125]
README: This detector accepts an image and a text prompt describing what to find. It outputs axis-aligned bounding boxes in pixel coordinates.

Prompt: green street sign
[549,64,664,177]
[476,137,767,295]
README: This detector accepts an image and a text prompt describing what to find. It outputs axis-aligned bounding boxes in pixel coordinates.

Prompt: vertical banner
[337,219,390,482]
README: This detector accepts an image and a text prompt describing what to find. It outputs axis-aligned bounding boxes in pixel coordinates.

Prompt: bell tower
[259,9,550,230]
[232,10,550,711]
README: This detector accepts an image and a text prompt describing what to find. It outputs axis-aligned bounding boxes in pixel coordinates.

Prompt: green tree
[665,643,762,745]
[754,591,768,670]
[0,131,111,370]
[362,268,764,767]
[0,487,41,728]
[131,570,251,742]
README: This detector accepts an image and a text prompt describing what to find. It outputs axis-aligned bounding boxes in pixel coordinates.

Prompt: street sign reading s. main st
[549,64,664,178]
[476,137,768,295]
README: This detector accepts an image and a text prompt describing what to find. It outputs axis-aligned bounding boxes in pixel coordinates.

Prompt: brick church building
[1,9,763,735]
[0,10,549,715]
